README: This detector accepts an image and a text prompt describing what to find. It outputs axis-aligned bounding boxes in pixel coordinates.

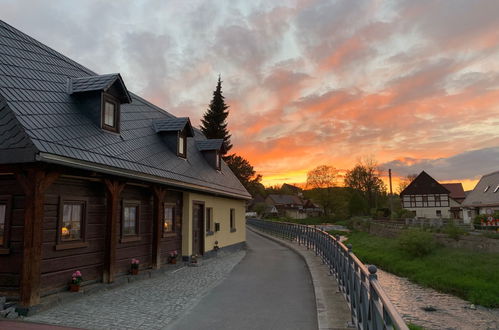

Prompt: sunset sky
[2,0,499,190]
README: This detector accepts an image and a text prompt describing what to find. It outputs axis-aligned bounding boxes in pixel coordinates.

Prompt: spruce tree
[200,76,232,155]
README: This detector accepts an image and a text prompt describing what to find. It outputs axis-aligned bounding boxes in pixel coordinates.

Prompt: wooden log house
[0,20,250,309]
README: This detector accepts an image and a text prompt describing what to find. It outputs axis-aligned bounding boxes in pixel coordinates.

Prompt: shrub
[398,229,436,257]
[442,222,466,241]
[474,214,487,225]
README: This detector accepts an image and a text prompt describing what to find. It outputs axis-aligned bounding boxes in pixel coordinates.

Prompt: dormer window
[216,151,221,170]
[178,131,187,158]
[153,117,195,159]
[69,73,131,133]
[196,139,224,170]
[102,96,119,132]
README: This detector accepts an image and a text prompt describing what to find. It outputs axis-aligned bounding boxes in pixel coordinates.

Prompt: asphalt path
[167,229,318,330]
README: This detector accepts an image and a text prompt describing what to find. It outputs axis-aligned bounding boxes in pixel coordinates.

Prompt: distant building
[400,171,464,219]
[461,171,499,224]
[281,183,303,197]
[265,194,306,219]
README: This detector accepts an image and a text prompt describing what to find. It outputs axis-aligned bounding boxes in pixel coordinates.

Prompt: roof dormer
[153,117,194,158]
[196,139,224,170]
[69,73,131,133]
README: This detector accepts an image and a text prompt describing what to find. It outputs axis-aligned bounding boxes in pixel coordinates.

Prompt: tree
[344,158,386,210]
[397,173,418,194]
[225,154,264,197]
[306,165,338,217]
[200,76,232,155]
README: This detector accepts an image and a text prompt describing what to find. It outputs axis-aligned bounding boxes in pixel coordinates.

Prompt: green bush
[398,229,436,257]
[442,222,466,241]
[474,214,487,225]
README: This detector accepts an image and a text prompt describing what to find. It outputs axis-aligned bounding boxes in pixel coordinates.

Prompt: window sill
[120,236,141,243]
[230,228,237,233]
[55,241,89,251]
[162,232,177,239]
[0,247,11,255]
[206,231,214,236]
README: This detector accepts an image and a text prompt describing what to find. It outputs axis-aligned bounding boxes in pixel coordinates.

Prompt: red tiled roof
[441,183,466,200]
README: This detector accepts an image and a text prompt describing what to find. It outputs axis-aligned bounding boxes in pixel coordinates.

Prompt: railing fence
[247,218,408,330]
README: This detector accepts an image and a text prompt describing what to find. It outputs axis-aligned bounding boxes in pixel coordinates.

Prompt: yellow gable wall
[182,191,246,257]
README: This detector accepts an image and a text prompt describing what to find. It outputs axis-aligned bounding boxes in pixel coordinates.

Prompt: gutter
[36,152,251,200]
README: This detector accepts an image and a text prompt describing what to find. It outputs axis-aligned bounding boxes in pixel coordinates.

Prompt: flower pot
[170,258,177,264]
[131,268,139,275]
[69,284,80,292]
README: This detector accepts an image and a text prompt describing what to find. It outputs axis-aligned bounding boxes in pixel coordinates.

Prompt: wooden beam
[103,179,125,283]
[17,168,59,307]
[152,187,166,269]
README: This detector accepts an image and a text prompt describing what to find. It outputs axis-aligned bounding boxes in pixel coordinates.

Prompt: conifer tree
[200,76,232,155]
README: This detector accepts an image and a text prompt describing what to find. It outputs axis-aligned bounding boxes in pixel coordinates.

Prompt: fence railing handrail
[247,218,408,330]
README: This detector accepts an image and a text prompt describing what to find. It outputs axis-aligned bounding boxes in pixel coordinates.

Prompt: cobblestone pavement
[25,250,245,330]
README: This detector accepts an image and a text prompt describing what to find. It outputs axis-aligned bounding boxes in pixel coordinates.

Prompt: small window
[102,95,119,132]
[61,202,85,241]
[436,210,442,217]
[206,207,213,234]
[484,185,490,192]
[0,196,12,250]
[230,208,236,232]
[178,131,187,158]
[216,152,221,170]
[122,202,139,237]
[494,185,499,193]
[163,204,175,235]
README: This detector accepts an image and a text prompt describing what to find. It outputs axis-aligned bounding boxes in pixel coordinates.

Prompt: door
[192,202,204,256]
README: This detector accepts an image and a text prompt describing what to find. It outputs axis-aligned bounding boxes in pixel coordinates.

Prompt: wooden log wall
[0,175,24,298]
[0,169,184,302]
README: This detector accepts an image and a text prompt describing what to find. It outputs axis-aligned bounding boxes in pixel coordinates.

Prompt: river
[376,269,499,330]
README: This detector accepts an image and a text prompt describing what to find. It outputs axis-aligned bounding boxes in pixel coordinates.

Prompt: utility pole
[389,169,393,219]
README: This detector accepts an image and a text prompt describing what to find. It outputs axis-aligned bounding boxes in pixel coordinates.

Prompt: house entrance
[192,202,204,256]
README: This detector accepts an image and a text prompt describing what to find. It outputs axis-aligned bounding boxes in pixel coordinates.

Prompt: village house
[265,194,306,219]
[400,171,464,219]
[461,170,499,224]
[0,20,250,310]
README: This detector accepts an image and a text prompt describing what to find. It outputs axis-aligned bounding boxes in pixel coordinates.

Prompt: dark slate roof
[196,139,224,151]
[400,171,450,196]
[70,73,132,103]
[152,117,194,137]
[267,194,303,206]
[0,20,250,199]
[461,171,499,207]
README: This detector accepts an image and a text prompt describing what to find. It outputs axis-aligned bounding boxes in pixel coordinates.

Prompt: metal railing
[247,218,408,330]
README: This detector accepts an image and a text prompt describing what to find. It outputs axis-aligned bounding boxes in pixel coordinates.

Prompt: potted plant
[70,270,82,292]
[131,258,140,275]
[168,250,178,264]
[213,240,220,252]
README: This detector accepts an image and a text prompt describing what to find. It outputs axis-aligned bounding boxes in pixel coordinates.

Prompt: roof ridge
[0,20,96,76]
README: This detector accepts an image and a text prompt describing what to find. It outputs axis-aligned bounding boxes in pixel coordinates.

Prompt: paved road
[167,229,318,330]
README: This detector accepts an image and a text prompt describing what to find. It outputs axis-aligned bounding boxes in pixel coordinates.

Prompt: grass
[408,324,425,330]
[483,231,499,240]
[344,231,499,308]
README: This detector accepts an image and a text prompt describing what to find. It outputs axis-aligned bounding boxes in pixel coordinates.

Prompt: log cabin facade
[0,20,250,309]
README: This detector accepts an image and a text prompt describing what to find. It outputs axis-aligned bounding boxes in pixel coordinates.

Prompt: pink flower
[72,277,76,281]
[75,271,82,277]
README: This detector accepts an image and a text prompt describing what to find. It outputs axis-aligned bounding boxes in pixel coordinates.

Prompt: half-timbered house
[400,171,464,219]
[0,20,250,310]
